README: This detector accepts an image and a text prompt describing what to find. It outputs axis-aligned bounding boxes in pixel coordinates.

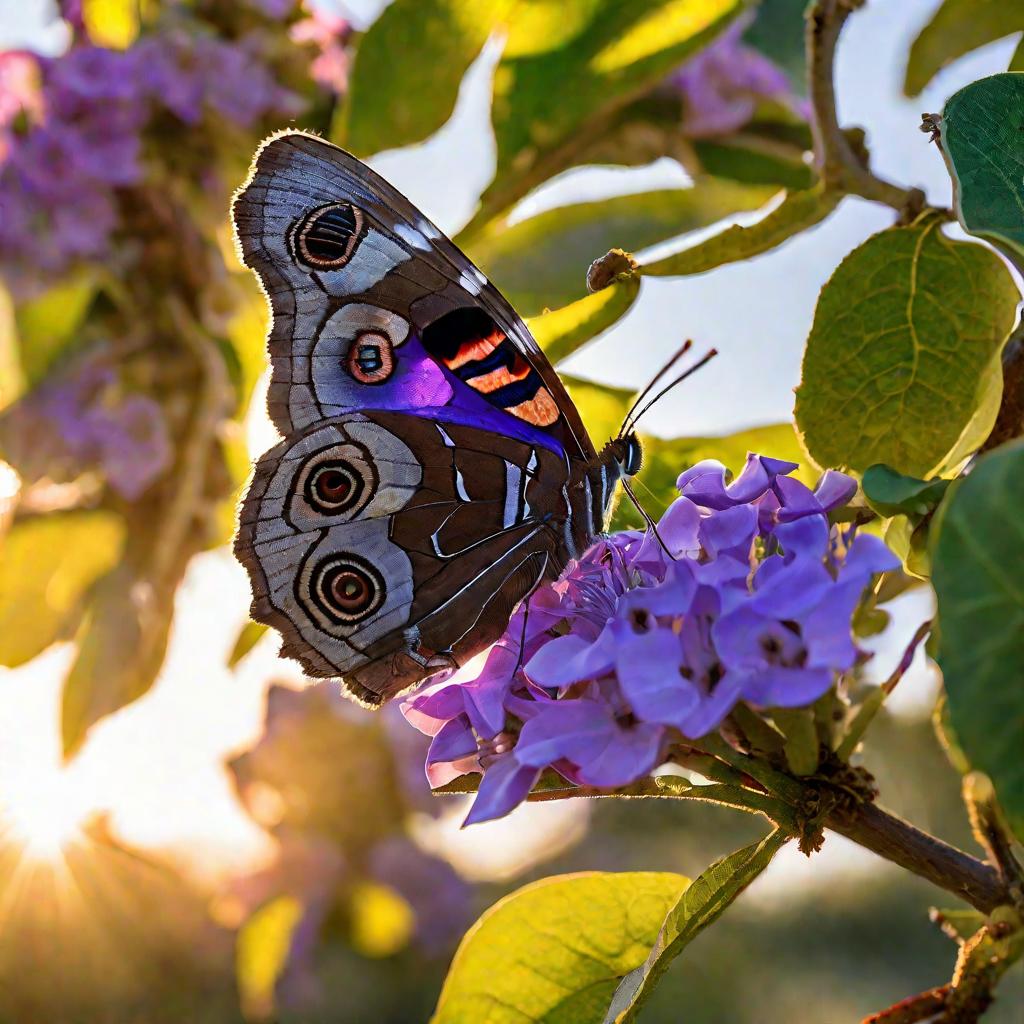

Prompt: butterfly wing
[236,409,568,705]
[231,130,594,461]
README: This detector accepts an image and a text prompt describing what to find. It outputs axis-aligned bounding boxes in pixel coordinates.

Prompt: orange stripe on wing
[468,357,532,394]
[507,387,560,427]
[444,330,505,370]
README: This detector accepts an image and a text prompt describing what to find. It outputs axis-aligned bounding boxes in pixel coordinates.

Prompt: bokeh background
[0,1,1022,1021]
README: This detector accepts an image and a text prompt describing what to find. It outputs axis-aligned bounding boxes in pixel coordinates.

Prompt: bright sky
[0,0,1015,885]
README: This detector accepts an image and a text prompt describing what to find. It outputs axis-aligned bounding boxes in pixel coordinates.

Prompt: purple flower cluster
[0,31,302,293]
[669,20,807,138]
[403,456,898,825]
[0,360,172,500]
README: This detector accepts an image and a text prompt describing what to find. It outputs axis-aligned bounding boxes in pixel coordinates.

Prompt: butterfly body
[233,131,640,705]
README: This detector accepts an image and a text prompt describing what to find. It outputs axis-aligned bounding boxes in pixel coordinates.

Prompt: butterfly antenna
[621,479,675,560]
[617,339,693,438]
[625,347,718,434]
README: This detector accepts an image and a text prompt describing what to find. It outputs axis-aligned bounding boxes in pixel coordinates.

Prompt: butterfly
[232,131,642,707]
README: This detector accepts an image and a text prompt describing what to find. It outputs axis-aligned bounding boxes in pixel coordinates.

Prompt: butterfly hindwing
[236,409,570,704]
[231,130,593,460]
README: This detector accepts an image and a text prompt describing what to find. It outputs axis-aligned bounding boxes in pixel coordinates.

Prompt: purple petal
[676,675,745,738]
[739,666,833,708]
[427,715,477,765]
[464,756,540,825]
[525,628,615,688]
[614,626,701,727]
[749,557,832,617]
[844,533,901,576]
[699,503,757,558]
[772,515,830,564]
[813,470,858,513]
[658,496,700,554]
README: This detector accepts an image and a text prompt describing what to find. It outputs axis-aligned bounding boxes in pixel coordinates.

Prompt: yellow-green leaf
[604,830,787,1023]
[236,896,304,1021]
[349,882,415,958]
[62,567,173,758]
[562,375,636,447]
[0,511,124,668]
[15,271,97,387]
[904,0,1024,96]
[794,220,1019,477]
[526,276,640,365]
[641,186,838,277]
[338,0,513,155]
[82,0,141,49]
[479,0,747,224]
[228,620,269,669]
[468,181,775,315]
[432,871,689,1024]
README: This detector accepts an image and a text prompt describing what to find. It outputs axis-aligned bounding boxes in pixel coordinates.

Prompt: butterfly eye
[292,202,365,269]
[306,460,364,513]
[311,555,385,624]
[346,331,395,384]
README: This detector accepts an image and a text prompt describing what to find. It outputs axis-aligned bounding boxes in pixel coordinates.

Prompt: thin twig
[807,0,928,219]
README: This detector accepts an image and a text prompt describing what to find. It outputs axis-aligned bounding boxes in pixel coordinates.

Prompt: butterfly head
[608,431,643,478]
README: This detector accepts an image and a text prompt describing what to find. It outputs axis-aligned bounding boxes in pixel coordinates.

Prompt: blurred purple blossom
[403,457,898,825]
[0,360,172,500]
[669,21,807,138]
[0,27,305,293]
[290,5,352,94]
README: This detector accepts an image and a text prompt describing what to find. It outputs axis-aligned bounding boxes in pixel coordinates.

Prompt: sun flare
[1,765,92,862]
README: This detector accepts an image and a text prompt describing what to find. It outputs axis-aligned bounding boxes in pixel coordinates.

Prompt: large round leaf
[940,73,1024,263]
[931,439,1024,839]
[432,871,688,1024]
[795,220,1018,476]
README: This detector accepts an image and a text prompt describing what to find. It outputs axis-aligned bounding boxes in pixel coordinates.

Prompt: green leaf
[62,567,173,758]
[228,620,269,669]
[0,511,124,668]
[742,0,808,93]
[603,829,788,1023]
[431,871,689,1024]
[939,73,1024,265]
[526,276,640,365]
[794,220,1018,477]
[905,0,1024,96]
[862,464,951,518]
[611,422,815,531]
[931,440,1024,839]
[15,272,96,387]
[884,514,932,581]
[236,896,304,1021]
[475,0,748,227]
[337,0,512,155]
[641,186,838,277]
[692,129,814,191]
[562,375,636,447]
[931,907,987,943]
[468,181,775,314]
[771,707,820,776]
